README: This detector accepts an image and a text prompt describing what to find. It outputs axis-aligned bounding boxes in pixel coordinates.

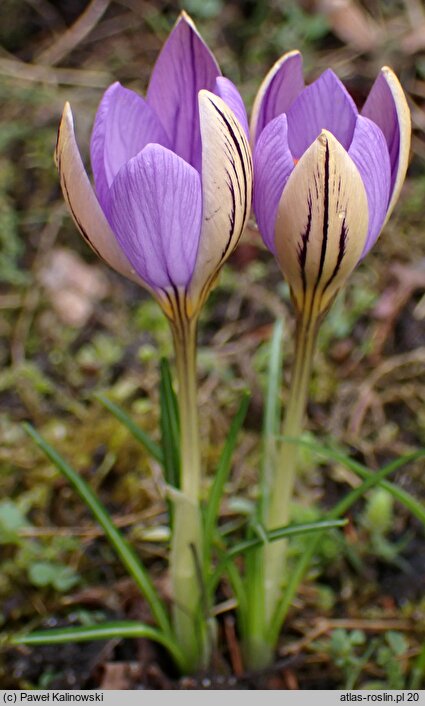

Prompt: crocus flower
[252,52,410,317]
[55,12,252,321]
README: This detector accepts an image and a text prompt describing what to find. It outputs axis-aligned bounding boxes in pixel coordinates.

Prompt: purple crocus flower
[55,13,252,320]
[252,52,411,316]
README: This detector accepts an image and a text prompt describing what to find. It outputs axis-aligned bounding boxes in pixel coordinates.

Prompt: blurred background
[0,0,424,690]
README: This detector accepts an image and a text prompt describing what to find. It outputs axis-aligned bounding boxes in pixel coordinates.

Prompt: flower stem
[170,316,209,671]
[263,309,318,627]
[173,317,201,502]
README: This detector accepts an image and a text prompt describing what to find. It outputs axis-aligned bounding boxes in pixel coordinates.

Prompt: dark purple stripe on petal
[214,77,249,138]
[316,138,330,285]
[60,170,103,260]
[224,168,237,256]
[206,96,249,255]
[297,192,313,294]
[322,216,348,294]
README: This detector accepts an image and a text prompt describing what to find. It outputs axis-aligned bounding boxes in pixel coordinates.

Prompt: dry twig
[36,0,111,66]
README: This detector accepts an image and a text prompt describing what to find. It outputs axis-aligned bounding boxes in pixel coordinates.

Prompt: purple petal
[253,114,294,254]
[362,72,399,190]
[251,51,304,144]
[90,82,169,210]
[56,103,144,287]
[214,77,249,137]
[362,69,410,208]
[146,13,220,171]
[106,144,202,291]
[286,69,358,159]
[348,116,391,256]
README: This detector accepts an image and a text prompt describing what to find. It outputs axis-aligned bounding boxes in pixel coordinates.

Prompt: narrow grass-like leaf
[410,639,425,689]
[283,436,425,526]
[228,518,347,558]
[204,391,250,553]
[223,558,249,636]
[94,392,163,464]
[209,518,346,595]
[23,423,173,641]
[12,621,185,669]
[244,320,284,654]
[159,357,180,489]
[268,450,425,645]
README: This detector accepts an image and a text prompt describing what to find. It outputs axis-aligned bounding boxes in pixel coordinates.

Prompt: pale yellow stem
[264,309,318,625]
[172,317,201,502]
[169,316,209,670]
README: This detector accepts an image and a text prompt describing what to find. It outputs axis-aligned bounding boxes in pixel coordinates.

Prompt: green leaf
[209,518,346,594]
[268,449,425,645]
[281,437,425,527]
[385,630,408,656]
[23,423,173,642]
[0,500,29,544]
[159,357,180,489]
[223,559,249,637]
[227,518,347,558]
[410,639,425,689]
[243,322,285,641]
[28,562,80,591]
[12,621,185,669]
[28,561,56,587]
[204,391,250,555]
[53,566,81,592]
[94,393,163,464]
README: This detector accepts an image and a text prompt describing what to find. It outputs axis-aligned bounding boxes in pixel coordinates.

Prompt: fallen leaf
[318,0,382,51]
[99,662,142,689]
[38,247,109,326]
[371,260,425,357]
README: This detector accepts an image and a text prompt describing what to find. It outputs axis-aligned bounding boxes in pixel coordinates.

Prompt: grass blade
[23,423,173,641]
[244,320,284,648]
[227,518,347,558]
[209,518,346,595]
[410,640,425,689]
[283,436,425,526]
[268,449,425,644]
[159,357,180,489]
[223,559,249,637]
[204,391,250,553]
[94,392,163,464]
[12,621,185,669]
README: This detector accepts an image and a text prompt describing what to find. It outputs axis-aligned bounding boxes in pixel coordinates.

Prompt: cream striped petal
[187,90,253,314]
[55,102,144,287]
[380,67,411,225]
[275,130,369,317]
